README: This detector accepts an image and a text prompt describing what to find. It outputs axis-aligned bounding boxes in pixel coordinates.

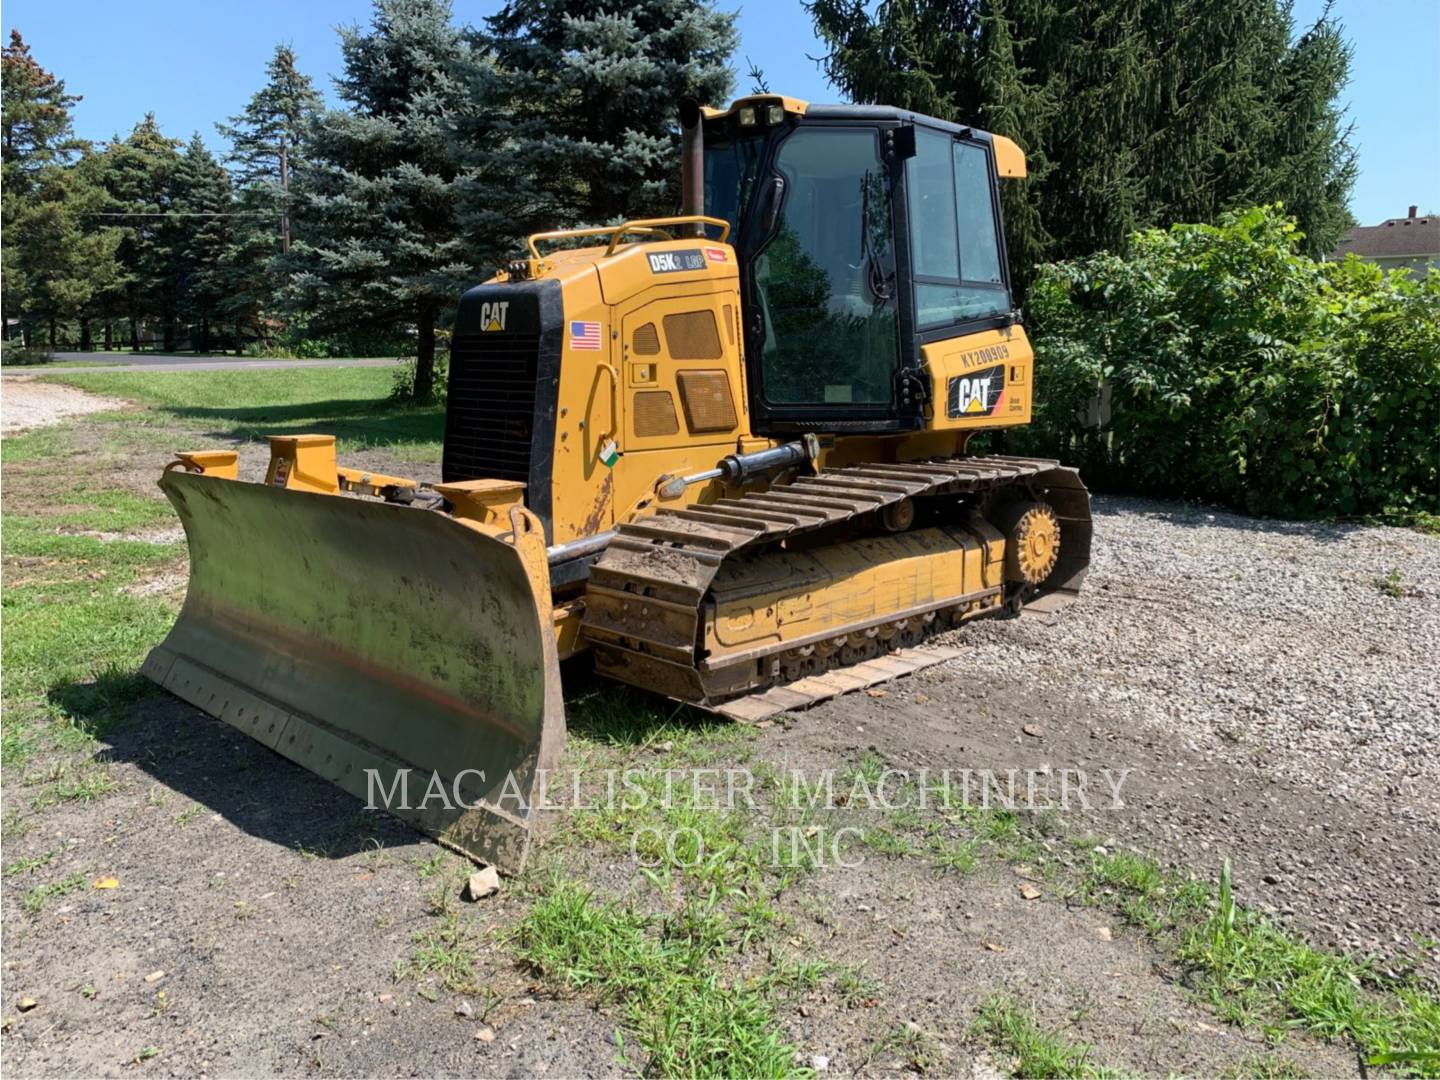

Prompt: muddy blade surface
[143,472,563,872]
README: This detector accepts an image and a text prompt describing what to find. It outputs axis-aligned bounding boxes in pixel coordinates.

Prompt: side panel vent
[663,311,722,360]
[634,391,680,437]
[676,370,738,433]
[633,322,661,355]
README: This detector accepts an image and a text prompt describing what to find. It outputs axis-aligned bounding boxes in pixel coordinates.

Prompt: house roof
[1331,213,1440,259]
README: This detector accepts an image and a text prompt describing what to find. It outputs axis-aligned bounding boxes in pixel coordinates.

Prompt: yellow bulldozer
[142,95,1091,871]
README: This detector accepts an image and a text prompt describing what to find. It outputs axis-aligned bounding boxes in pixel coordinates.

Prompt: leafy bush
[1,339,51,366]
[389,355,447,403]
[1018,206,1440,519]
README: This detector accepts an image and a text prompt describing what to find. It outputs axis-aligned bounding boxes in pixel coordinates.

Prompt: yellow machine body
[144,95,1090,871]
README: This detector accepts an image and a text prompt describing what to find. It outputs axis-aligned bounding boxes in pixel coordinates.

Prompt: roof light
[737,106,757,128]
[765,104,785,126]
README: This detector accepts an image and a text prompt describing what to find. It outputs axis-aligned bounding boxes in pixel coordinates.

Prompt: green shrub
[389,355,447,403]
[1018,205,1440,519]
[1,339,51,366]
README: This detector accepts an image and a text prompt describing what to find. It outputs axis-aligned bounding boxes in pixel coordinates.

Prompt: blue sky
[4,0,1436,224]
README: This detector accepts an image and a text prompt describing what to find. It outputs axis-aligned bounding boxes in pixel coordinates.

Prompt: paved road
[2,354,402,376]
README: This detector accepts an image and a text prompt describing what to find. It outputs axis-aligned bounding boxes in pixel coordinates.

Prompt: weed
[1374,568,1407,598]
[33,765,117,808]
[403,913,475,992]
[1179,876,1440,1073]
[834,963,882,1008]
[4,847,61,876]
[173,805,204,828]
[513,878,799,1077]
[974,995,1114,1078]
[415,851,448,880]
[928,835,979,875]
[875,1021,941,1073]
[22,871,87,916]
[1220,1055,1308,1079]
[862,827,917,858]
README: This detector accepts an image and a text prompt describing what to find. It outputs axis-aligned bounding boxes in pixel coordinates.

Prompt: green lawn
[2,368,443,786]
[48,368,444,460]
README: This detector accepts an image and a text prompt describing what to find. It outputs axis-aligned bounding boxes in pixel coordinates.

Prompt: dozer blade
[141,471,563,873]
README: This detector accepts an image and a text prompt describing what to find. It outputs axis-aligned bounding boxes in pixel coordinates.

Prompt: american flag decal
[569,321,602,351]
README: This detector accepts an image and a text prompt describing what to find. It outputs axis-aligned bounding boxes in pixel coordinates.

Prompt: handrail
[603,216,731,255]
[598,363,620,442]
[525,215,732,263]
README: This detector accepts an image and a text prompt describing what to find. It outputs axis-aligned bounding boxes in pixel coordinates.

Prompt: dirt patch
[771,859,1353,1077]
[1,378,132,434]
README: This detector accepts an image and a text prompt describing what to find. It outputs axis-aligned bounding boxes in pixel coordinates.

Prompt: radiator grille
[444,332,539,483]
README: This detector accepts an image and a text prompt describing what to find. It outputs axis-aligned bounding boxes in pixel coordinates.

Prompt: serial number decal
[647,249,707,273]
[958,343,1010,370]
[947,363,1006,418]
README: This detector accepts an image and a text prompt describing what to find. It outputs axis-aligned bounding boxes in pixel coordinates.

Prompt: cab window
[906,129,1009,328]
[752,128,899,406]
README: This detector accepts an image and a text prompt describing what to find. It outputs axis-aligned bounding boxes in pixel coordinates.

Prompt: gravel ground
[0,378,129,434]
[797,494,1440,978]
[966,496,1439,809]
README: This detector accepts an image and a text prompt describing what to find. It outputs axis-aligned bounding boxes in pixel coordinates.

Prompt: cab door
[740,124,916,434]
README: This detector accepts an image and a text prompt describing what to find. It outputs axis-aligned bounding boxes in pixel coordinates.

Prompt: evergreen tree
[807,0,1357,279]
[216,44,324,189]
[480,0,738,223]
[5,153,122,349]
[160,135,235,351]
[289,0,481,401]
[2,30,83,187]
[2,30,115,348]
[94,115,184,349]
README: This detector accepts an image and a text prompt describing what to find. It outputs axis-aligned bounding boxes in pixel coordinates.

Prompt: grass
[2,367,442,780]
[513,877,803,1078]
[974,995,1117,1078]
[22,871,88,916]
[48,368,442,458]
[4,847,61,876]
[1077,852,1440,1075]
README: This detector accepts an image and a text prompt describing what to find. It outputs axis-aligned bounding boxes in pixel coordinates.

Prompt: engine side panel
[921,324,1034,430]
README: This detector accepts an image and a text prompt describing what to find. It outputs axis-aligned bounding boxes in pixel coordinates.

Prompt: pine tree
[2,30,115,348]
[217,44,323,268]
[217,45,323,189]
[289,0,482,401]
[2,30,83,188]
[480,0,738,223]
[161,135,235,351]
[94,115,184,349]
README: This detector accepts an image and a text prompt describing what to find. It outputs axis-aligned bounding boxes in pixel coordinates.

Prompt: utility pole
[279,133,291,254]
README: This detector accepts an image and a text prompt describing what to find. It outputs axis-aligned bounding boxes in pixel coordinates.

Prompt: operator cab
[699,96,1022,435]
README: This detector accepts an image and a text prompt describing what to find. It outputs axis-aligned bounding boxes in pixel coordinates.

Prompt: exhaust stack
[679,100,705,237]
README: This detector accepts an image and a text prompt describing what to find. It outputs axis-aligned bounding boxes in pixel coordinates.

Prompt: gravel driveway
[794,495,1440,978]
[0,378,130,434]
